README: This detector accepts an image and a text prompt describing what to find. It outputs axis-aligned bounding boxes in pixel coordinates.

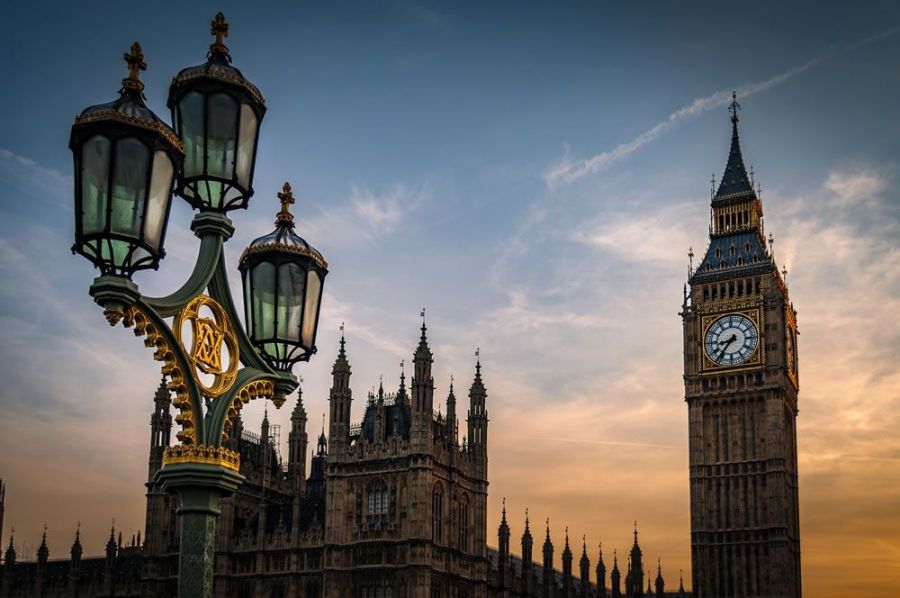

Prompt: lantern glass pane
[251,261,276,340]
[243,267,254,338]
[80,135,111,235]
[144,151,174,250]
[207,92,238,185]
[110,138,149,238]
[179,92,204,179]
[301,269,321,347]
[236,103,258,189]
[277,262,305,342]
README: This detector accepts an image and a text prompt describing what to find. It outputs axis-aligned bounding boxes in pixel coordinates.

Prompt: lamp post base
[155,462,245,598]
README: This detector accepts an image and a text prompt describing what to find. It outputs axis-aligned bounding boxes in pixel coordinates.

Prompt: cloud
[0,148,72,206]
[572,202,701,266]
[823,169,888,206]
[350,183,428,234]
[544,59,819,188]
[298,182,431,247]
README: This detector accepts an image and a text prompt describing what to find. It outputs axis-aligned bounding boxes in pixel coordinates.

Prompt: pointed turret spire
[715,92,753,200]
[37,524,49,563]
[70,521,83,563]
[679,569,685,593]
[4,529,16,567]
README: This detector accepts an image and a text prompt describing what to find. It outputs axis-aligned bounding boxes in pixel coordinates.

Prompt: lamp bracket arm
[206,366,295,446]
[142,213,234,317]
[131,298,208,446]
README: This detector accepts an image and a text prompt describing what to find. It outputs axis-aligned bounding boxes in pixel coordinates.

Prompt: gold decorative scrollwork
[174,295,239,398]
[122,307,195,444]
[222,379,275,441]
[162,444,240,471]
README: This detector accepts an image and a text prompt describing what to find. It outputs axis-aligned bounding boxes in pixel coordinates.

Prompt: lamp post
[68,15,327,598]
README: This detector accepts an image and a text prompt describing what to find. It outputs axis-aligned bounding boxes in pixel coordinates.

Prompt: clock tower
[681,94,801,597]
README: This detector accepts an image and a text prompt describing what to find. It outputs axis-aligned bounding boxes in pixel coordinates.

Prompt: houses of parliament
[0,99,800,597]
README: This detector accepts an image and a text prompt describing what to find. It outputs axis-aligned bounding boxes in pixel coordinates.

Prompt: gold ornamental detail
[162,444,240,472]
[222,379,276,441]
[73,110,184,152]
[174,295,239,398]
[122,307,195,444]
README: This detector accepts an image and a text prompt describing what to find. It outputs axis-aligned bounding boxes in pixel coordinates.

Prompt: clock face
[704,314,759,367]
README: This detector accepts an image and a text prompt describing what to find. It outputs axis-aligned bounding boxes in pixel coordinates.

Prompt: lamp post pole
[69,15,327,598]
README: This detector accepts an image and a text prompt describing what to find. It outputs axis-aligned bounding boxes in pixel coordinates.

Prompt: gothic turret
[498,498,510,588]
[2,531,16,598]
[147,377,172,479]
[68,524,83,596]
[446,377,457,446]
[580,536,591,596]
[36,526,49,596]
[655,559,665,598]
[467,350,488,478]
[628,524,644,598]
[561,528,573,595]
[103,525,117,595]
[596,543,607,597]
[288,387,309,495]
[328,326,352,459]
[542,520,554,598]
[611,550,622,598]
[411,315,434,449]
[522,510,534,594]
[678,570,686,597]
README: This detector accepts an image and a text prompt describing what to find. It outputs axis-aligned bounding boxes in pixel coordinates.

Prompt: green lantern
[239,183,328,371]
[69,43,184,278]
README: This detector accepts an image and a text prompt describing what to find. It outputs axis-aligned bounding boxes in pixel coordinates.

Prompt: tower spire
[715,91,753,199]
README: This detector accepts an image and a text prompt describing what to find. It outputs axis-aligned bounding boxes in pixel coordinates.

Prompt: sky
[0,1,899,595]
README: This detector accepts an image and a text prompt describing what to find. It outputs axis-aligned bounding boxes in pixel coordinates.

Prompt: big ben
[682,94,801,597]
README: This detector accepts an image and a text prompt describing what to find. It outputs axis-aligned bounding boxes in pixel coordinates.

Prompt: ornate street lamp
[240,182,328,371]
[68,15,324,598]
[168,12,266,211]
[69,43,183,277]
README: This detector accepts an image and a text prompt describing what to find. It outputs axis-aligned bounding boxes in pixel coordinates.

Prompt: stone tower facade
[322,322,490,597]
[682,94,801,597]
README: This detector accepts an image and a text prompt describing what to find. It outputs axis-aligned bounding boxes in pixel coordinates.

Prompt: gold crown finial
[276,182,295,223]
[122,42,146,91]
[210,12,230,57]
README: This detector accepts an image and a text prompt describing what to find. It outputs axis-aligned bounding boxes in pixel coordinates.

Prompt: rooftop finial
[209,12,230,59]
[122,42,146,92]
[729,91,741,124]
[276,182,296,224]
[633,520,638,544]
[420,308,427,335]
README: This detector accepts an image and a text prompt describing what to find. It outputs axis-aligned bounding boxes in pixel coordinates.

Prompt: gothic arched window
[458,495,470,551]
[433,484,444,544]
[367,481,389,525]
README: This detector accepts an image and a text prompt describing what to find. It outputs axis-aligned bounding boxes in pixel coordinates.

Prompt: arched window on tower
[458,495,470,552]
[433,484,444,544]
[367,480,389,526]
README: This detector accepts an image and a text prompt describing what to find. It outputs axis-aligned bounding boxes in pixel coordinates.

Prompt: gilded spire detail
[277,182,296,224]
[122,42,146,92]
